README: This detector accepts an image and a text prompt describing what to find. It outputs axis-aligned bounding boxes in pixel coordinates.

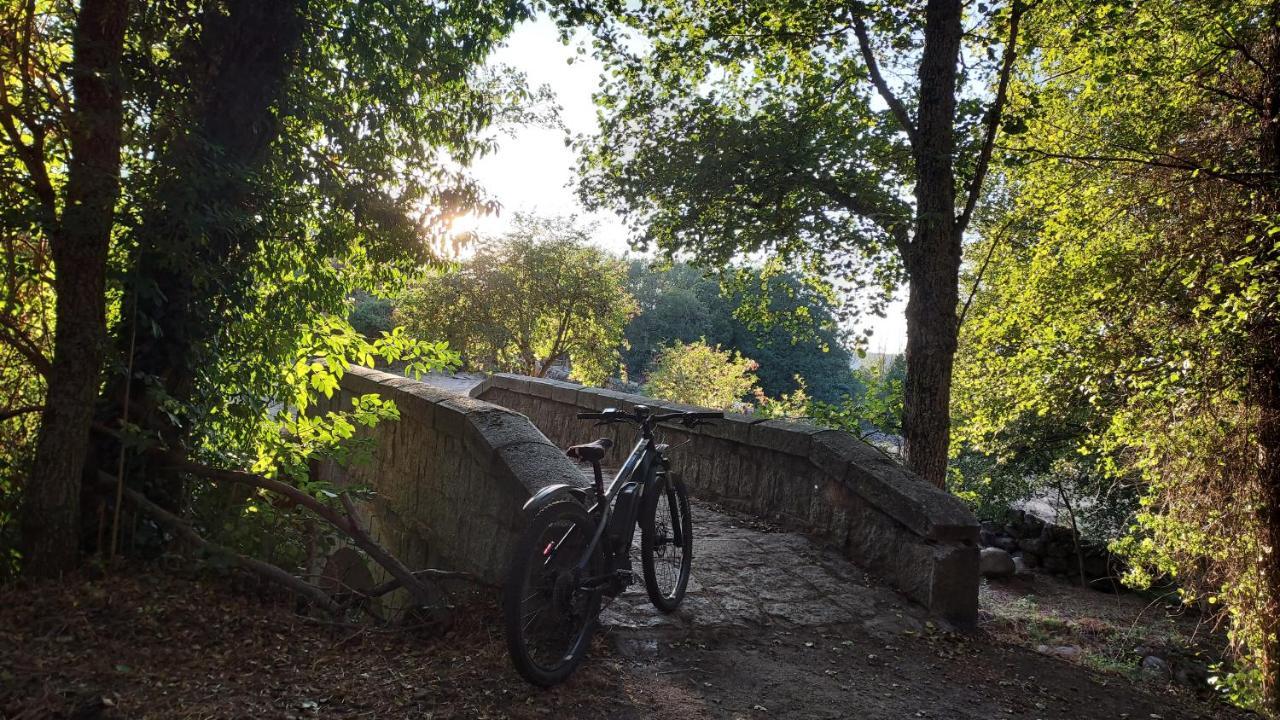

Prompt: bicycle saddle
[566,438,613,463]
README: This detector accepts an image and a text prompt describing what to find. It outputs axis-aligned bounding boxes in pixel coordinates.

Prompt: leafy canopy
[622,260,859,402]
[395,215,638,386]
[574,0,1022,331]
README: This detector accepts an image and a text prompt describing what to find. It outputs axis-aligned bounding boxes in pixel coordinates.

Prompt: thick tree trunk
[98,0,301,519]
[902,0,963,488]
[22,0,129,576]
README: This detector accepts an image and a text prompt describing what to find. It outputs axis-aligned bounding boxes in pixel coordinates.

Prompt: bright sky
[464,18,908,355]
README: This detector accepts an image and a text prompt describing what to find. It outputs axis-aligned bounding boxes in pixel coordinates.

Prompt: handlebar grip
[577,412,604,420]
[689,411,724,419]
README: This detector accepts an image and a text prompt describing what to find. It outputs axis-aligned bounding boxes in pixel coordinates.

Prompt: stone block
[749,419,819,457]
[841,460,978,543]
[496,441,588,495]
[548,382,581,406]
[691,412,754,443]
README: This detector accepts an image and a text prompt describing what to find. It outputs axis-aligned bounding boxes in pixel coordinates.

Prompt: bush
[643,340,759,410]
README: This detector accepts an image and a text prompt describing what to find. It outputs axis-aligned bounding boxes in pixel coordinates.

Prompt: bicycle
[502,404,722,686]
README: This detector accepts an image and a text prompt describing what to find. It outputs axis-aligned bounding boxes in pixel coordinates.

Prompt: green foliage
[623,261,859,402]
[396,215,637,386]
[643,340,760,410]
[575,0,1021,337]
[112,0,540,461]
[0,0,540,570]
[954,0,1280,707]
[190,314,457,566]
[348,292,395,339]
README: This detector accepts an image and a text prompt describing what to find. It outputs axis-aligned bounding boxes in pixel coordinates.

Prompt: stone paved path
[590,500,1242,720]
[600,502,927,636]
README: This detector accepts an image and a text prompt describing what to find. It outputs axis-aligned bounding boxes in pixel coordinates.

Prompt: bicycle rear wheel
[640,472,693,612]
[503,500,602,686]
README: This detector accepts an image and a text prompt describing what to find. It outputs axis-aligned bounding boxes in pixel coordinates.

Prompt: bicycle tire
[503,499,603,687]
[640,472,693,612]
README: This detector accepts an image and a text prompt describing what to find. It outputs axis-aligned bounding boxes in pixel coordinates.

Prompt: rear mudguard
[522,483,592,516]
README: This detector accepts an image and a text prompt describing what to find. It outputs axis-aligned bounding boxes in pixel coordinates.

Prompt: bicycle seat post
[590,461,605,501]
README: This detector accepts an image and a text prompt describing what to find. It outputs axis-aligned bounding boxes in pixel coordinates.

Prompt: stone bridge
[316,368,980,625]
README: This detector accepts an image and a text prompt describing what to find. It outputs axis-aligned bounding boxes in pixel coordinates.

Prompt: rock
[1023,514,1046,536]
[1011,555,1035,577]
[1045,541,1072,558]
[980,547,1016,578]
[1042,556,1069,574]
[1046,524,1075,543]
[980,520,1002,534]
[1082,553,1110,578]
[1037,644,1082,660]
[993,535,1019,552]
[1174,662,1208,687]
[1141,655,1170,677]
[979,529,997,547]
[1017,538,1047,555]
[1018,551,1041,568]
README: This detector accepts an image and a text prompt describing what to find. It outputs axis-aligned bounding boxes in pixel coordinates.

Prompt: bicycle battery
[608,481,642,564]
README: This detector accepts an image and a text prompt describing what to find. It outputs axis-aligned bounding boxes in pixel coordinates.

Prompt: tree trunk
[902,0,963,488]
[22,0,129,576]
[98,0,301,518]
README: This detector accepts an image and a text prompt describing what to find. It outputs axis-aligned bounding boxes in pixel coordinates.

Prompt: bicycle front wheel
[503,499,602,686]
[640,472,693,612]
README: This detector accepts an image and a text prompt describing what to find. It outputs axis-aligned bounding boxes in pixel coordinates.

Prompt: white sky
[463,17,908,354]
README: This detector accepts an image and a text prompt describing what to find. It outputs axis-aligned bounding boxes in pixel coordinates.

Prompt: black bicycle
[502,404,722,686]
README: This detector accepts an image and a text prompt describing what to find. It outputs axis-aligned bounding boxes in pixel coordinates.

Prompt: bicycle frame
[573,436,665,576]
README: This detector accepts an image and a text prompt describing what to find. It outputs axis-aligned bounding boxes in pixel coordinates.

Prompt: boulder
[1042,555,1069,574]
[993,535,1019,553]
[980,547,1016,578]
[1045,541,1073,558]
[1011,555,1036,578]
[1082,553,1110,578]
[1141,655,1171,678]
[1017,537,1047,555]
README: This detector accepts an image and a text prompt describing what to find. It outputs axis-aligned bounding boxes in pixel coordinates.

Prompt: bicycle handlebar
[575,407,723,426]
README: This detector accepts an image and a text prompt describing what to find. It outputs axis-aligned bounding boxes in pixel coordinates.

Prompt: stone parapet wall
[315,367,588,590]
[471,373,981,625]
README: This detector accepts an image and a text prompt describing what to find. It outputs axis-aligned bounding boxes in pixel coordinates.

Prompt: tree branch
[958,217,1014,327]
[958,0,1024,232]
[99,474,341,614]
[0,404,43,422]
[338,491,438,611]
[159,451,440,614]
[796,168,913,256]
[1003,145,1273,187]
[851,13,918,147]
[363,568,491,600]
[0,312,52,377]
[161,454,357,535]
